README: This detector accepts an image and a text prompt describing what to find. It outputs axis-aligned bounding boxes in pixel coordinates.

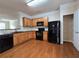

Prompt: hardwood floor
[0,39,79,58]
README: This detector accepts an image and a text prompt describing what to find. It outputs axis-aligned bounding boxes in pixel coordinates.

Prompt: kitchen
[0,16,60,52]
[13,17,48,46]
[0,0,79,58]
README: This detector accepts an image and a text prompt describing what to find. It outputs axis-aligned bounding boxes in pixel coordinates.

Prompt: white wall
[60,1,77,44]
[32,10,60,22]
[76,0,79,9]
[60,1,79,51]
[0,8,19,20]
[60,2,76,15]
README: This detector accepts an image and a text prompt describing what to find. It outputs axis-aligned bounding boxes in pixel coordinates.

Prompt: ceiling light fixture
[25,0,47,7]
[25,0,34,3]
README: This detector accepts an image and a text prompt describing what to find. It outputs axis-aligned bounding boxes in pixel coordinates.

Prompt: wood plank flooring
[0,39,79,58]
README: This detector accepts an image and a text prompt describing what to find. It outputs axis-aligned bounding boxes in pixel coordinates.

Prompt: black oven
[36,31,43,40]
[36,28,45,40]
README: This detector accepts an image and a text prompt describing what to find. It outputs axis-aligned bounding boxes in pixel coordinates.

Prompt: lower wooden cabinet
[43,31,48,41]
[31,31,36,39]
[13,32,27,46]
[13,31,36,46]
[13,33,21,46]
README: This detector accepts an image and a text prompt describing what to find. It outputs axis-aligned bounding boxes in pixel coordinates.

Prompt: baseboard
[64,40,72,43]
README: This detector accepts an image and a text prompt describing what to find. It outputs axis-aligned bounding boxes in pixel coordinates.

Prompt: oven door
[36,31,43,40]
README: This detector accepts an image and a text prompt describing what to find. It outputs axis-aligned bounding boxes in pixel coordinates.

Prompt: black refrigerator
[48,21,60,44]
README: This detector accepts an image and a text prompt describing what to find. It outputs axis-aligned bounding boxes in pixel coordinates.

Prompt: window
[0,22,6,29]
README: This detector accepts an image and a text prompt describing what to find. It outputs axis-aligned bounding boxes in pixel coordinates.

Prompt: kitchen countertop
[14,30,48,34]
[0,32,13,35]
[0,30,48,35]
[0,27,48,35]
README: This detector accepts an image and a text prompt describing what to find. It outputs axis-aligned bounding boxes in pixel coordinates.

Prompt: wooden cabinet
[27,32,32,40]
[32,17,48,27]
[29,31,36,39]
[13,33,22,46]
[13,32,28,46]
[43,31,48,41]
[13,31,36,46]
[32,19,37,27]
[43,17,48,27]
[32,31,36,39]
[23,17,48,27]
[23,17,32,27]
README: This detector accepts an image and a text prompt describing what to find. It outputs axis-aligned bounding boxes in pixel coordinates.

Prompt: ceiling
[0,0,76,16]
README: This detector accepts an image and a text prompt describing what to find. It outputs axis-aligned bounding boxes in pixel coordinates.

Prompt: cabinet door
[31,31,36,39]
[32,19,37,26]
[29,32,32,39]
[43,31,48,41]
[44,17,48,27]
[19,33,26,43]
[13,33,26,46]
[24,32,27,41]
[28,20,32,27]
[27,32,30,40]
[13,33,21,46]
[23,17,28,27]
[23,17,32,27]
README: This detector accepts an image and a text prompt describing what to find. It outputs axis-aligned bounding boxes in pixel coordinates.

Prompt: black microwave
[37,22,44,26]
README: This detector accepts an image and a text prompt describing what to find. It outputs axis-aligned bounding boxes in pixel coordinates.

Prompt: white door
[73,9,79,51]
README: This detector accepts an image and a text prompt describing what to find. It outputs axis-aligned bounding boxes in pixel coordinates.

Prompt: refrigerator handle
[57,22,59,43]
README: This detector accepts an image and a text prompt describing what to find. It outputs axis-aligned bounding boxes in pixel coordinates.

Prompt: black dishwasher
[0,34,13,53]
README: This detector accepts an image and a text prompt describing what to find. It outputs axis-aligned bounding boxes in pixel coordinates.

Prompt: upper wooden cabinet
[43,17,48,27]
[32,17,48,27]
[32,19,37,27]
[23,17,32,27]
[23,17,48,27]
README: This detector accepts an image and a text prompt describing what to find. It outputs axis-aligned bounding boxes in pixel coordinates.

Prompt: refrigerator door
[48,21,60,44]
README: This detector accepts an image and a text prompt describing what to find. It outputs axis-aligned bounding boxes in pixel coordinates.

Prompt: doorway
[63,14,73,42]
